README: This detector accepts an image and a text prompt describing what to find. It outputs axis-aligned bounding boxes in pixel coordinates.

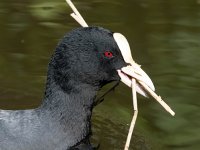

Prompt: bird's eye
[104,51,113,58]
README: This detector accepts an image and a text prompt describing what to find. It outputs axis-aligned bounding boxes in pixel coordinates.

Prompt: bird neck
[41,80,97,111]
[38,71,98,146]
[41,68,98,110]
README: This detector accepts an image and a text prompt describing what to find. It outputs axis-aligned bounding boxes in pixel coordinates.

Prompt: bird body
[0,27,154,150]
[0,27,123,150]
[0,86,95,150]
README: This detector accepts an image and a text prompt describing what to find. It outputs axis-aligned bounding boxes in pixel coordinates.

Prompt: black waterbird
[0,27,155,150]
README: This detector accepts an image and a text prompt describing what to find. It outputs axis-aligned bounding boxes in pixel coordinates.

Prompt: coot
[0,27,154,150]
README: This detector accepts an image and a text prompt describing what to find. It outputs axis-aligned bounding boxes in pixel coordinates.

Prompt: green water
[0,0,200,149]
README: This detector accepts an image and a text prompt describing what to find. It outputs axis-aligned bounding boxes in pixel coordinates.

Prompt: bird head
[50,27,155,96]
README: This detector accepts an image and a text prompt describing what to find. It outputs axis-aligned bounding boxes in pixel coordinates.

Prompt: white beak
[113,33,155,97]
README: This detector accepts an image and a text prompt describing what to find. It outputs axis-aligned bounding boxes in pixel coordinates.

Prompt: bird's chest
[41,108,92,149]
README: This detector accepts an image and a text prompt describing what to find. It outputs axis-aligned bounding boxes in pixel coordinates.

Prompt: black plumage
[0,27,127,150]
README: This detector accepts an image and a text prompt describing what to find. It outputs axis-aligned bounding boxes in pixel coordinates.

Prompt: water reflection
[0,0,200,149]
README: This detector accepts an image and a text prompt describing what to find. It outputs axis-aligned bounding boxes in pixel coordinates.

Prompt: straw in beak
[114,33,155,97]
[114,32,175,117]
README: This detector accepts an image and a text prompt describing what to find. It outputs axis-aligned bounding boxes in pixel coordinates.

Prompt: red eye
[104,51,113,58]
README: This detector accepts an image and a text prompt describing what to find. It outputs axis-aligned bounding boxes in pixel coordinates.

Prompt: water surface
[0,0,200,149]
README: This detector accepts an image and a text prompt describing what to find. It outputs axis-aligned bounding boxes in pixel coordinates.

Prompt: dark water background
[0,0,200,149]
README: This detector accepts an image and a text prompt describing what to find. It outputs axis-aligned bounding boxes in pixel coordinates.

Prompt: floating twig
[124,79,138,150]
[66,0,88,27]
[139,81,175,116]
